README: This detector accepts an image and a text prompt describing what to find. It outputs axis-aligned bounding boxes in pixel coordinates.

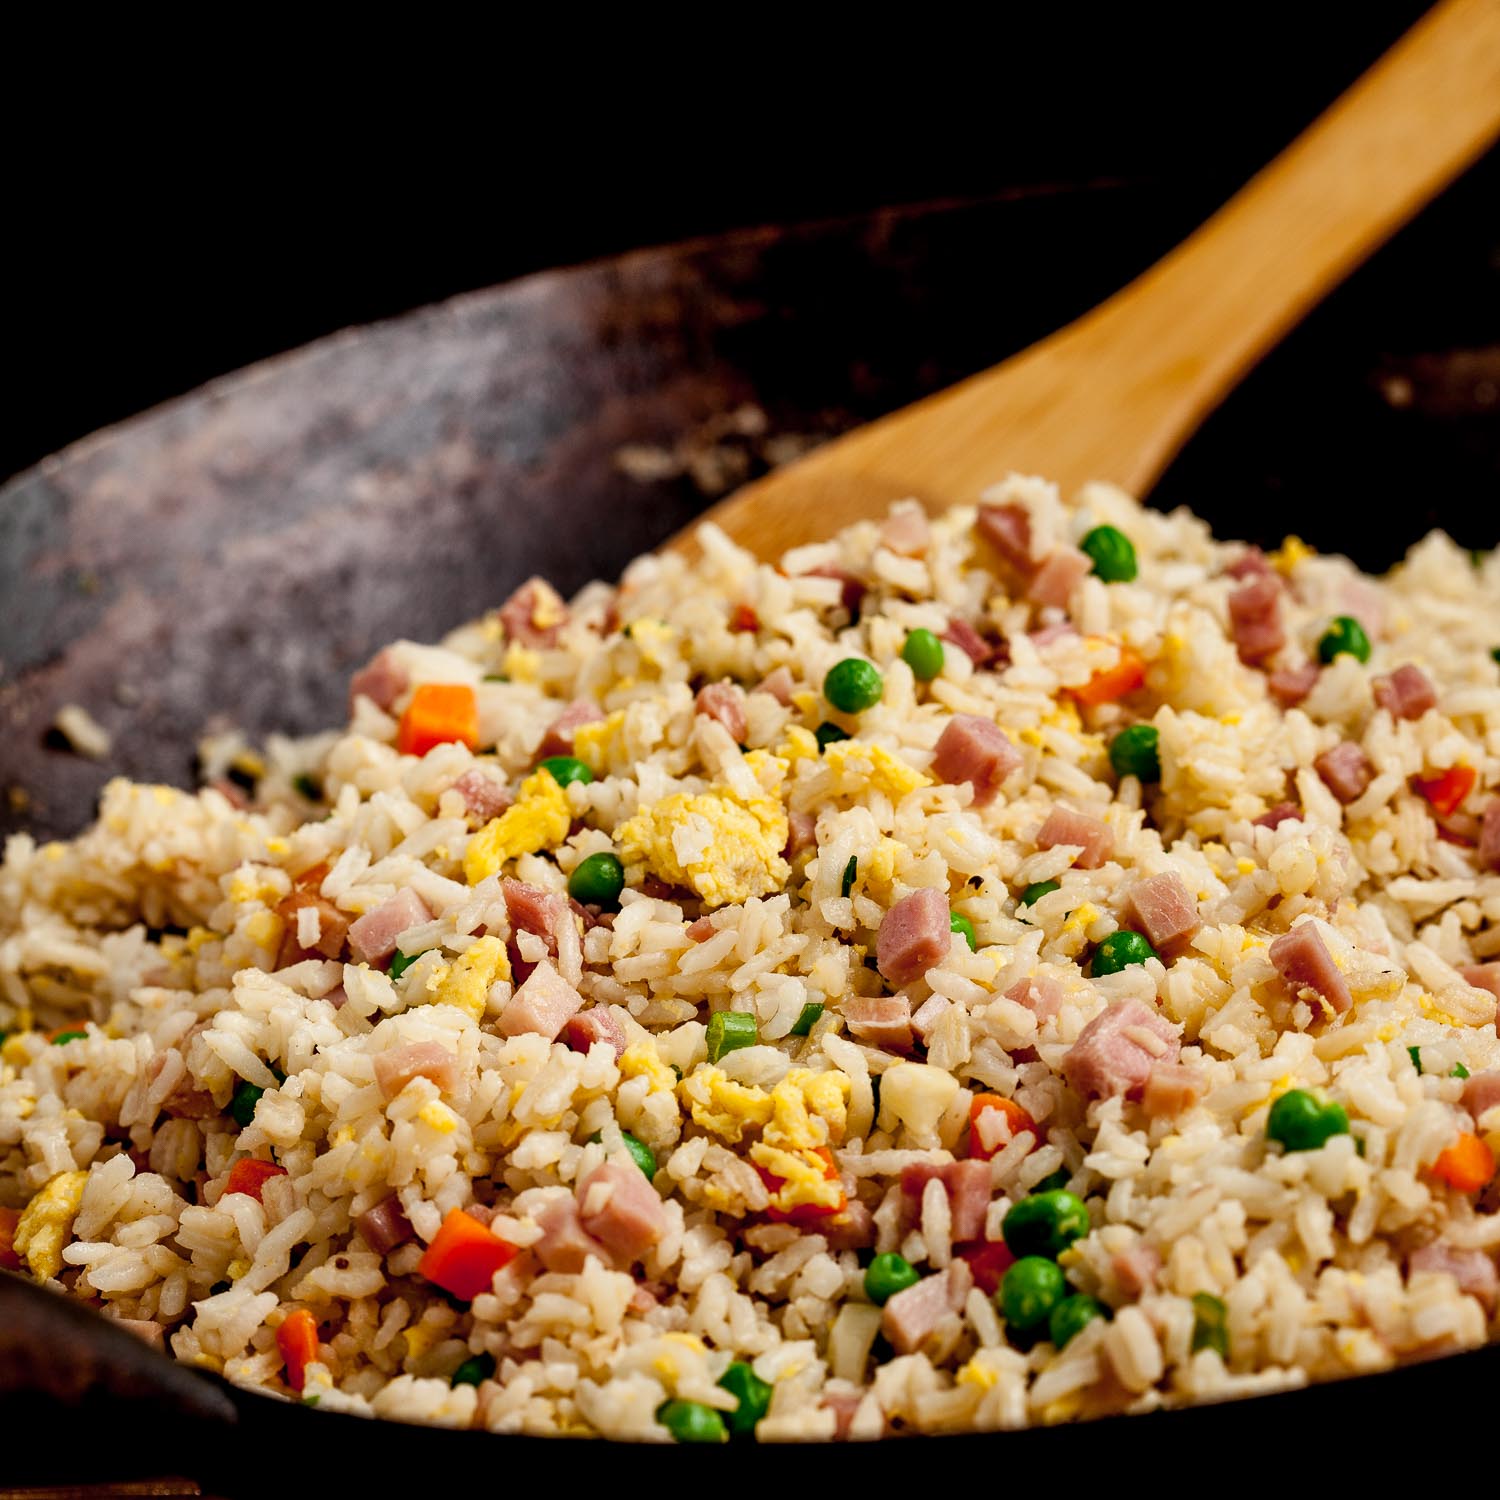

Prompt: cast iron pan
[0,157,1497,1491]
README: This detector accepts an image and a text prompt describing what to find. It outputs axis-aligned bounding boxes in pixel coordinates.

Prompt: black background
[4,6,1437,484]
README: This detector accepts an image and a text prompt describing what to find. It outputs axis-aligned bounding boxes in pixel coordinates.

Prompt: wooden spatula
[673,0,1500,559]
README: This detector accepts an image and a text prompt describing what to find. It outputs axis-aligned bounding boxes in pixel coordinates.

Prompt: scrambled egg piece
[572,711,628,775]
[764,1068,851,1150]
[501,642,541,683]
[749,1141,843,1213]
[820,742,931,801]
[428,935,510,1019]
[15,1170,88,1280]
[620,1043,677,1095]
[464,771,570,883]
[417,1100,459,1133]
[617,785,789,908]
[777,725,821,764]
[1270,535,1315,573]
[242,910,283,952]
[679,1066,773,1142]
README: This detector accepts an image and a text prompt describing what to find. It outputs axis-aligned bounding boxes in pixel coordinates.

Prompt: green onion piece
[1407,1045,1423,1075]
[1190,1292,1230,1357]
[706,1011,758,1063]
[814,721,851,752]
[1453,1061,1470,1079]
[950,911,977,951]
[387,950,416,980]
[291,773,322,800]
[50,1029,88,1046]
[790,1003,824,1037]
[841,856,858,899]
[451,1352,496,1386]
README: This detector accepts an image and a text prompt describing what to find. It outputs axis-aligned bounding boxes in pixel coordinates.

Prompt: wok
[1,159,1497,1490]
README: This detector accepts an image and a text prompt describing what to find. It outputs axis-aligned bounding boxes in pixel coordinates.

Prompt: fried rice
[2,474,1498,1440]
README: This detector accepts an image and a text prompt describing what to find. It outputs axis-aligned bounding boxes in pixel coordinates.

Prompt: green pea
[539,755,593,788]
[1049,1293,1108,1349]
[229,1079,266,1128]
[1033,1168,1071,1194]
[841,856,858,899]
[1492,648,1500,666]
[387,949,416,980]
[950,912,977,951]
[50,1029,87,1046]
[717,1360,772,1437]
[864,1252,921,1306]
[1108,723,1161,782]
[1019,879,1060,908]
[1407,1045,1423,1075]
[451,1352,495,1387]
[291,773,322,801]
[590,1129,656,1179]
[569,851,625,907]
[823,658,884,714]
[1317,615,1371,665]
[1002,1190,1091,1260]
[656,1399,727,1444]
[790,1003,824,1037]
[901,628,946,682]
[1265,1088,1349,1152]
[814,721,851,752]
[1091,929,1158,976]
[1080,524,1138,583]
[1453,1061,1470,1080]
[706,1011,757,1063]
[1190,1292,1230,1357]
[999,1256,1067,1333]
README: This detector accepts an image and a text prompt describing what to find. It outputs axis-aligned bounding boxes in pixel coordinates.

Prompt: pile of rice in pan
[2,475,1498,1440]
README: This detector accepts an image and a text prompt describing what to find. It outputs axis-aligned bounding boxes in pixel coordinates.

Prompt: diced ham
[374,1042,457,1101]
[112,1318,165,1353]
[562,1007,628,1059]
[754,666,793,705]
[803,564,866,615]
[274,870,350,967]
[1461,966,1500,1002]
[823,1389,863,1440]
[842,995,914,1052]
[347,889,432,967]
[1338,576,1386,640]
[880,504,931,557]
[942,615,998,666]
[782,810,817,861]
[1035,806,1114,870]
[1027,547,1091,609]
[1478,801,1500,872]
[1124,872,1200,952]
[1254,801,1303,830]
[899,1159,991,1242]
[1461,1069,1500,1122]
[1029,621,1077,648]
[1409,1243,1498,1313]
[349,647,408,713]
[1315,742,1374,804]
[1141,1062,1205,1118]
[499,576,569,649]
[451,768,512,823]
[535,697,602,760]
[1006,975,1063,1021]
[819,1198,876,1252]
[497,960,584,1040]
[685,916,717,942]
[209,777,251,811]
[1224,547,1273,581]
[694,682,748,743]
[881,1262,971,1354]
[1228,575,1285,665]
[931,715,1022,807]
[576,1160,669,1262]
[1373,663,1437,721]
[910,994,950,1044]
[976,503,1035,572]
[1267,660,1321,707]
[1062,999,1181,1101]
[147,1051,215,1120]
[876,888,952,986]
[503,879,571,950]
[532,1194,611,1273]
[1111,1242,1160,1297]
[357,1195,416,1255]
[1269,922,1352,1015]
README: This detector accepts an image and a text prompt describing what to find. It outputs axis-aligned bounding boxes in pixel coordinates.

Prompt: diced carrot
[276,1307,320,1393]
[757,1146,848,1224]
[1412,765,1477,819]
[1429,1131,1496,1194]
[1071,645,1146,706]
[729,603,760,633]
[223,1158,289,1202]
[417,1208,519,1300]
[968,1093,1041,1161]
[960,1239,1017,1295]
[396,683,480,758]
[0,1205,22,1272]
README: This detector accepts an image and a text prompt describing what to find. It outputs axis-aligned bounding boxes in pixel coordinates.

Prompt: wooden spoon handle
[679,0,1500,557]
